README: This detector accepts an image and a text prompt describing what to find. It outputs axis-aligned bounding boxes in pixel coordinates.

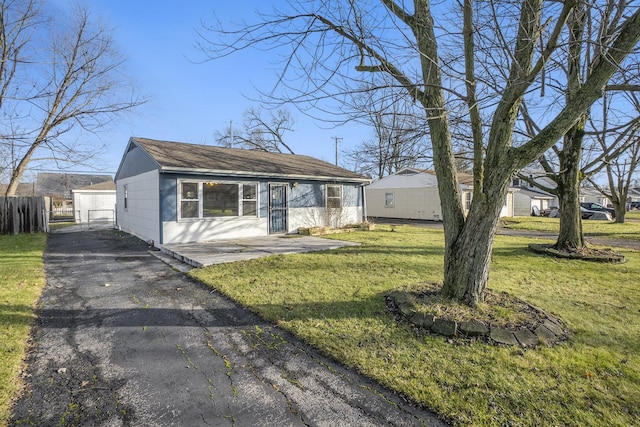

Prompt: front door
[269,184,288,234]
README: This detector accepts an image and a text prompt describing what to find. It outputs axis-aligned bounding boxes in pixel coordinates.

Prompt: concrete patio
[160,235,361,268]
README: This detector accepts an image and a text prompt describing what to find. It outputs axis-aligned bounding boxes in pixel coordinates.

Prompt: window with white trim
[179,181,258,219]
[180,182,199,218]
[384,192,395,208]
[326,184,342,209]
[123,184,128,210]
[242,184,258,216]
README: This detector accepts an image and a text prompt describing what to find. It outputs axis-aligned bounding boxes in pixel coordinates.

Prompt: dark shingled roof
[75,180,116,191]
[130,137,370,183]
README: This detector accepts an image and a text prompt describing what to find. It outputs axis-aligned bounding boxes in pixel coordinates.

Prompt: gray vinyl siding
[115,144,158,180]
[289,182,324,208]
[289,182,362,208]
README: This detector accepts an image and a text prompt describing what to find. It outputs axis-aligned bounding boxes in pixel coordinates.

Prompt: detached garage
[71,180,116,225]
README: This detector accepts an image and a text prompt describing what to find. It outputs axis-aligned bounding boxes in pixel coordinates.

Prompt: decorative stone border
[387,291,570,348]
[528,243,625,263]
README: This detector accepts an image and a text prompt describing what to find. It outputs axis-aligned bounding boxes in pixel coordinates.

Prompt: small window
[123,184,128,210]
[180,182,199,218]
[465,191,473,211]
[242,184,258,216]
[326,184,342,209]
[385,192,395,208]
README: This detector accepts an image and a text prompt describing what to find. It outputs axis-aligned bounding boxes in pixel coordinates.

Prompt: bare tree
[1,1,144,196]
[216,107,296,154]
[586,89,640,222]
[343,85,431,178]
[520,4,640,235]
[200,1,640,306]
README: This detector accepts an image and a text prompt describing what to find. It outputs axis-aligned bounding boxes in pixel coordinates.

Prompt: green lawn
[0,233,47,425]
[502,213,640,241]
[191,225,640,426]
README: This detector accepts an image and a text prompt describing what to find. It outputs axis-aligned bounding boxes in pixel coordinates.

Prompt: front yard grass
[191,225,640,426]
[502,214,640,241]
[0,233,47,425]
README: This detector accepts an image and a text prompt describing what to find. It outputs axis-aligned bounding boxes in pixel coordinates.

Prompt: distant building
[35,172,112,199]
[511,176,558,216]
[365,168,515,221]
[0,182,36,196]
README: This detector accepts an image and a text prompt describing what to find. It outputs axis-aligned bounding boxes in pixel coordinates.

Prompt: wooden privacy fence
[0,197,48,234]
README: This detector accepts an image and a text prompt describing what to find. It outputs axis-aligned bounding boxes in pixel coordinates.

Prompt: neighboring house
[71,180,116,224]
[114,137,370,246]
[0,182,36,196]
[628,187,640,202]
[365,168,515,220]
[511,176,558,216]
[580,186,611,207]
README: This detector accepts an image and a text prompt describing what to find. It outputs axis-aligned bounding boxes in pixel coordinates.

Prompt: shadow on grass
[0,305,37,326]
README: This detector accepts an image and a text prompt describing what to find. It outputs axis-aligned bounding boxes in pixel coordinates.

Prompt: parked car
[580,205,613,221]
[580,202,615,219]
[629,201,640,210]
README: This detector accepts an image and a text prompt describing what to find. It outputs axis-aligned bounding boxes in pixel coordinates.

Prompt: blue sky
[63,0,365,175]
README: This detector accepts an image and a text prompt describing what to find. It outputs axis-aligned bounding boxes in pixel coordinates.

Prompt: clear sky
[61,0,365,176]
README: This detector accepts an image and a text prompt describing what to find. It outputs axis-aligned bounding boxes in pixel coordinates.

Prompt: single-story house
[580,186,611,207]
[114,137,370,246]
[71,180,116,224]
[365,168,515,220]
[511,177,558,216]
[512,186,557,216]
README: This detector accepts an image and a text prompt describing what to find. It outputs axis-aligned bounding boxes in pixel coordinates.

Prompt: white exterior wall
[72,190,116,223]
[500,192,515,217]
[368,187,514,219]
[366,187,443,220]
[162,217,268,244]
[288,206,363,230]
[117,170,160,244]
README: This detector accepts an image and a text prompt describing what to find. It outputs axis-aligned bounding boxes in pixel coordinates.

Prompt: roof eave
[159,166,371,184]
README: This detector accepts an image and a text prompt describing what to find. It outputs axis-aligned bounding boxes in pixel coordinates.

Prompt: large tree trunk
[441,200,503,306]
[440,171,511,306]
[556,186,584,250]
[556,120,586,250]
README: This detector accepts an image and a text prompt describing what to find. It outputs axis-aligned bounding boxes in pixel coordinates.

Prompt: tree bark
[556,119,586,250]
[441,184,509,305]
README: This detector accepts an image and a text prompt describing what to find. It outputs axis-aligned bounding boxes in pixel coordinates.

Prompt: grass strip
[0,233,47,425]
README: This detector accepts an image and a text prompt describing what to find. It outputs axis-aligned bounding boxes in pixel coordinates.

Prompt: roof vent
[397,169,418,175]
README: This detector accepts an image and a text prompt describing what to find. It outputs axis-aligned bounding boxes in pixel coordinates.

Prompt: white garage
[71,180,116,226]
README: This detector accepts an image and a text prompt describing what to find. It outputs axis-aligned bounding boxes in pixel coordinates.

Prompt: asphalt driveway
[10,229,445,426]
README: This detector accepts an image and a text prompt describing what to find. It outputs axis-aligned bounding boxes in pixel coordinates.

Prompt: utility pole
[331,136,342,165]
